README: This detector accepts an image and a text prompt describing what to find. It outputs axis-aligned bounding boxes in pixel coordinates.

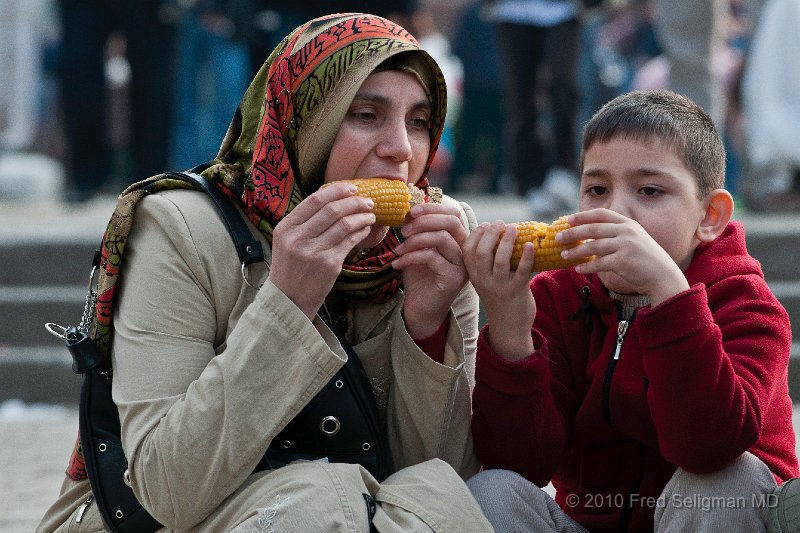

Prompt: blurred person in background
[450,1,505,194]
[0,0,59,153]
[740,0,800,212]
[483,0,592,221]
[411,7,465,188]
[652,0,726,126]
[169,0,261,171]
[57,0,177,203]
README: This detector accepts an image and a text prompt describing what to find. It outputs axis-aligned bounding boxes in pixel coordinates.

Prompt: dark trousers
[495,19,581,196]
[58,0,175,198]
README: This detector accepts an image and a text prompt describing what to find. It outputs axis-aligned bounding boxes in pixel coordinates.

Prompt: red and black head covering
[91,13,446,352]
[204,12,447,301]
[208,13,447,230]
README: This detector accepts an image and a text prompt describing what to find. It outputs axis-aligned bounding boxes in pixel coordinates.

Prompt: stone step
[0,234,795,285]
[3,279,800,347]
[741,217,800,280]
[2,344,799,406]
[0,286,88,346]
[0,243,98,286]
[1,199,800,285]
[0,347,78,405]
[771,282,800,337]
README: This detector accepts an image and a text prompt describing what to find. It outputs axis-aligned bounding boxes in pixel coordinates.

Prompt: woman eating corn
[38,13,492,532]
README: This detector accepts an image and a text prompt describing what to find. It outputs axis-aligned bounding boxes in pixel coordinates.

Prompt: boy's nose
[376,120,413,162]
[607,195,631,217]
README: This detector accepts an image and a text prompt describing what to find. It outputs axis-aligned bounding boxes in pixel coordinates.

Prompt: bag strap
[163,172,264,266]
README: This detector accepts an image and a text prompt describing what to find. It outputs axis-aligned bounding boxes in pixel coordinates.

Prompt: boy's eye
[585,185,606,196]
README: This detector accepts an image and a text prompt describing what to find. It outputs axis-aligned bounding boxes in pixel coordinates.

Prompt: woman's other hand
[392,202,469,338]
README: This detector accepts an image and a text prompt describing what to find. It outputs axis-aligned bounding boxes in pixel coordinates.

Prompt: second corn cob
[507,216,592,272]
[324,178,425,226]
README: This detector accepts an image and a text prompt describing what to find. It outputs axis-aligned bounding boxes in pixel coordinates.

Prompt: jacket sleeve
[471,276,577,487]
[384,196,481,478]
[112,192,348,530]
[385,280,481,478]
[638,280,792,473]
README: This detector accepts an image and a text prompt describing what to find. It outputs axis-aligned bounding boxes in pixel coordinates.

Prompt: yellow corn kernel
[326,178,424,226]
[508,216,591,272]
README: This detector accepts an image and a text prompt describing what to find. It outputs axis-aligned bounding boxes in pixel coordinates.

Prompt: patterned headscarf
[203,12,447,301]
[97,13,446,343]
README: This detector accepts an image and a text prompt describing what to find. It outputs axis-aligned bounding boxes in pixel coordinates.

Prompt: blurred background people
[412,7,465,188]
[2,0,790,216]
[652,0,728,127]
[482,0,585,220]
[0,0,59,153]
[169,0,261,171]
[740,0,800,211]
[57,0,178,202]
[449,1,505,194]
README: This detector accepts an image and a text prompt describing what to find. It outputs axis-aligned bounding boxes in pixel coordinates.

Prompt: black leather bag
[48,171,388,533]
[61,323,162,533]
[261,322,389,481]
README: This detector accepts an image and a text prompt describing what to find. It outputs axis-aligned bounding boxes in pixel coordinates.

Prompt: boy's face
[579,136,708,291]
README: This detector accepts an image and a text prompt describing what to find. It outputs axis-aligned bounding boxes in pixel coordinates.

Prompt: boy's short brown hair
[580,90,726,198]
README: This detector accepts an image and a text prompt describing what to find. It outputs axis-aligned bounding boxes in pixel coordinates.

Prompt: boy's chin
[599,273,641,296]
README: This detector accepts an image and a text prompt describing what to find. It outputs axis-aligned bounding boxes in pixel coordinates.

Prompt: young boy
[463,90,799,532]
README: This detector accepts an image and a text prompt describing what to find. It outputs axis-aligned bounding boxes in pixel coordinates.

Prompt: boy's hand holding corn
[463,217,593,360]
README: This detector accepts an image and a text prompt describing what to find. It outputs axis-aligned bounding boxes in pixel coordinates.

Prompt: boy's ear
[696,188,734,243]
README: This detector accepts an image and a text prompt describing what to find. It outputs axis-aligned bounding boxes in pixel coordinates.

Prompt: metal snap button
[320,416,341,436]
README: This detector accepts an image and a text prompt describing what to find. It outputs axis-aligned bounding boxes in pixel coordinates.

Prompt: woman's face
[324,69,432,248]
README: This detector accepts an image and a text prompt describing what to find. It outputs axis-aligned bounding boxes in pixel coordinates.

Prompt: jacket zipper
[617,444,646,532]
[602,311,634,426]
[75,494,93,523]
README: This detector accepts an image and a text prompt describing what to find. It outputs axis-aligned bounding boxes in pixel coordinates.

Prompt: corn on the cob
[324,178,425,226]
[506,216,592,272]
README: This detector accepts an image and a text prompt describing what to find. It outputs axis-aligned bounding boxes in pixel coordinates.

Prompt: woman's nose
[375,119,413,162]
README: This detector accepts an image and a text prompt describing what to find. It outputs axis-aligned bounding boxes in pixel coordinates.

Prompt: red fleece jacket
[472,222,798,532]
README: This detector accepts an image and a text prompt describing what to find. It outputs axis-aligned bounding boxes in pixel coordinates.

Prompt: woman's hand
[462,221,536,361]
[269,182,376,320]
[392,202,469,338]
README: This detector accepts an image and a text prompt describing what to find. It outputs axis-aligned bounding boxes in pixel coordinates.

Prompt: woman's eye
[640,186,660,196]
[352,111,376,122]
[585,185,606,196]
[408,116,431,130]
